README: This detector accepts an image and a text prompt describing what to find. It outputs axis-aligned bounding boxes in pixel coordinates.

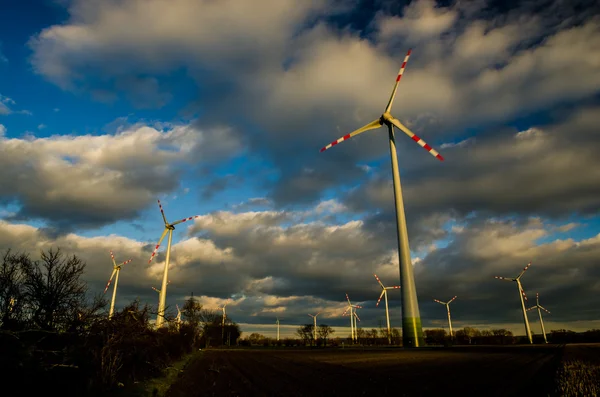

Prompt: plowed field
[166,346,563,397]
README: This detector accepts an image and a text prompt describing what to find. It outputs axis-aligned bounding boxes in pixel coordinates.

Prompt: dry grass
[555,359,600,397]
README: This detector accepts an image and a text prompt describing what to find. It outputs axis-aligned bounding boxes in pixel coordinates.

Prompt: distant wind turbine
[343,294,362,342]
[276,317,280,341]
[103,250,132,319]
[433,296,457,337]
[527,292,551,344]
[308,312,322,342]
[175,304,182,329]
[148,199,201,328]
[320,49,444,347]
[495,262,533,344]
[374,273,401,344]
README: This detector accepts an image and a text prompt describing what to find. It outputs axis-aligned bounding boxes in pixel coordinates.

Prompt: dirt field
[165,345,565,397]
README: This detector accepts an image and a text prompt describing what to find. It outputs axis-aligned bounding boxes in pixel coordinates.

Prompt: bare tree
[21,248,87,331]
[317,324,335,346]
[296,324,313,345]
[0,250,32,330]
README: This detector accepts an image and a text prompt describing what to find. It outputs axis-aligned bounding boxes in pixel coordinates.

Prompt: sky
[1,0,599,339]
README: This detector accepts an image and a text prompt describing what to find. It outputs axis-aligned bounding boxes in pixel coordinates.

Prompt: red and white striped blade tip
[320,134,352,152]
[407,133,444,161]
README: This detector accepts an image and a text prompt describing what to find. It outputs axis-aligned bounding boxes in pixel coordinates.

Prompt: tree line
[0,248,241,396]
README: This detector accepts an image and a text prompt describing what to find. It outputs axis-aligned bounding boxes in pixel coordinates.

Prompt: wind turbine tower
[320,49,444,347]
[175,304,182,330]
[308,312,321,343]
[495,262,534,344]
[148,199,200,328]
[103,251,132,319]
[374,274,401,344]
[433,296,457,337]
[527,292,551,344]
[276,317,280,341]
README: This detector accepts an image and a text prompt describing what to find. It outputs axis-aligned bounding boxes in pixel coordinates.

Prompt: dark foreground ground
[164,344,593,397]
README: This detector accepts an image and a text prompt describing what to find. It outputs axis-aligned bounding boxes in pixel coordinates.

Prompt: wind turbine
[276,317,280,341]
[494,262,533,344]
[374,274,401,344]
[308,312,322,343]
[103,251,132,319]
[433,296,457,338]
[148,199,200,328]
[320,49,444,347]
[219,302,228,343]
[527,292,550,344]
[343,294,362,342]
[175,304,182,330]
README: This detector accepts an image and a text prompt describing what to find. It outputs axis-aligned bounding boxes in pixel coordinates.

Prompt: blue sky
[1,0,599,338]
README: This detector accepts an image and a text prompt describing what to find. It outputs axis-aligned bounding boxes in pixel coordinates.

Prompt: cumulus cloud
[415,216,600,326]
[344,104,600,221]
[0,122,242,229]
[1,200,599,332]
[26,0,600,208]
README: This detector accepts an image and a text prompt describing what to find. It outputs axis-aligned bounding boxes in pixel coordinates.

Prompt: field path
[166,346,561,397]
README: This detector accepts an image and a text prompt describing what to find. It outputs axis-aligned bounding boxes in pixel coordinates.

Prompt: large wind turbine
[527,292,550,344]
[103,251,132,319]
[320,49,444,347]
[433,296,457,338]
[495,262,533,344]
[308,312,321,343]
[374,274,401,344]
[148,199,200,328]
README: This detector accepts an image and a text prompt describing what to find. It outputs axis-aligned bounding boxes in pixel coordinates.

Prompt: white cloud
[0,122,242,228]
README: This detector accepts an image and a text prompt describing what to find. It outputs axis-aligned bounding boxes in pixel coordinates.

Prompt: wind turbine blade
[157,200,169,225]
[494,276,513,282]
[342,308,349,315]
[526,306,535,311]
[448,296,457,304]
[152,287,160,293]
[103,269,117,294]
[536,292,540,306]
[148,228,169,263]
[389,117,444,161]
[433,299,446,305]
[110,250,117,267]
[346,293,352,305]
[517,262,532,279]
[171,215,201,226]
[354,312,361,322]
[316,311,322,317]
[385,48,412,113]
[376,290,386,307]
[521,288,528,301]
[373,273,385,289]
[353,305,363,309]
[320,119,382,152]
[308,314,313,318]
[386,286,401,289]
[539,305,550,314]
[119,259,132,267]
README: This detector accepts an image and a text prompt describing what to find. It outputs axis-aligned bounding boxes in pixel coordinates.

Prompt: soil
[165,345,565,397]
